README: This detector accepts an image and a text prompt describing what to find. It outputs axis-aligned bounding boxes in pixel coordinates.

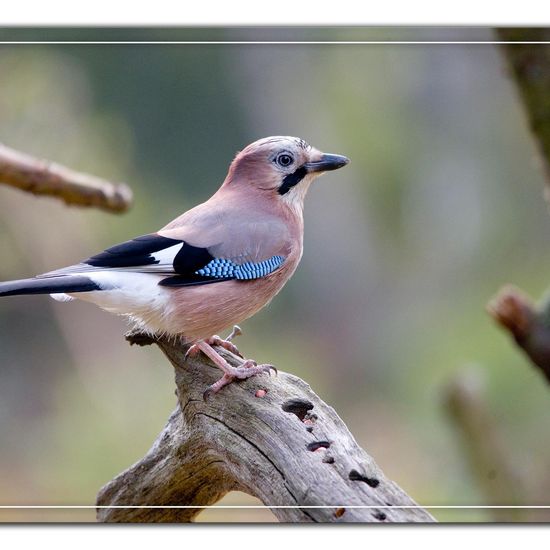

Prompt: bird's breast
[162,248,302,341]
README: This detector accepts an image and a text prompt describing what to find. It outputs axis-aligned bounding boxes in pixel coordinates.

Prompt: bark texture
[0,142,132,212]
[96,334,435,523]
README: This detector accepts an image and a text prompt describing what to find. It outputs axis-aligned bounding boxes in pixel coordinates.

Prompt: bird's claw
[189,331,274,397]
[241,359,277,376]
[209,335,244,358]
[185,328,244,362]
[202,361,276,398]
[202,373,234,400]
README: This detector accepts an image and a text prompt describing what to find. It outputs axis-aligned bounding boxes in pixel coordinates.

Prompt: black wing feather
[173,242,215,273]
[83,233,231,287]
[85,234,182,268]
[158,241,226,286]
[158,275,232,287]
[0,276,100,297]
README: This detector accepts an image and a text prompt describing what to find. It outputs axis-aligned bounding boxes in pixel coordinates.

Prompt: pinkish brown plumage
[0,136,349,394]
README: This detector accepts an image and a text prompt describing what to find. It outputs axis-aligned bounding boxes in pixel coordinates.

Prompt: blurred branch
[496,29,550,193]
[487,285,550,384]
[96,332,436,523]
[0,142,133,213]
[490,31,550,377]
[443,370,528,521]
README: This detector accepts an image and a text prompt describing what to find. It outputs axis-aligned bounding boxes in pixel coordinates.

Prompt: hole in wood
[349,469,380,488]
[306,441,331,452]
[372,510,387,521]
[334,507,346,518]
[281,398,314,420]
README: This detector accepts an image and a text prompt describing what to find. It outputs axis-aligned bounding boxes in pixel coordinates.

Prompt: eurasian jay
[0,136,349,395]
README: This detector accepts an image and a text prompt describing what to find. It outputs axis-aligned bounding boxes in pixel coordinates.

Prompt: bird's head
[223,136,349,211]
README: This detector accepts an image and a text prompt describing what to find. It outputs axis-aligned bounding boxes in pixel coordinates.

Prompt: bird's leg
[185,325,244,360]
[192,340,276,398]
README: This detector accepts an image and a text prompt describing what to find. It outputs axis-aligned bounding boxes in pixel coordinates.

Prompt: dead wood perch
[96,333,435,523]
[0,142,133,213]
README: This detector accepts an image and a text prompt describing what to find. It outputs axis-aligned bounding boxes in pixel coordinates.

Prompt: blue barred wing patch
[196,255,285,280]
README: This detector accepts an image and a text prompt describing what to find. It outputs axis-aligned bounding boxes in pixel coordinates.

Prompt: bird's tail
[0,275,100,297]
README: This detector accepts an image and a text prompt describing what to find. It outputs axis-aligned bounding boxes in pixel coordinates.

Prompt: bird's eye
[276,153,294,167]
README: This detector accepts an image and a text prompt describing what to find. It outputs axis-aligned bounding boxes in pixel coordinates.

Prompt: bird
[0,136,349,395]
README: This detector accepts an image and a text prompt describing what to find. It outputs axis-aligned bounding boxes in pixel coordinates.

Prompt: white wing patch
[146,244,184,271]
[50,293,75,302]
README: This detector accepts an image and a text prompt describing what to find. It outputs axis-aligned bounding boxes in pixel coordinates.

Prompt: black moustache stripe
[278,166,308,195]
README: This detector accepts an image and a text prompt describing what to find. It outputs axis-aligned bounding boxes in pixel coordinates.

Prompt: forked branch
[96,333,435,523]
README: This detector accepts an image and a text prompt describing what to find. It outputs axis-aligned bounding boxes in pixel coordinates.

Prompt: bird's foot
[203,360,277,400]
[186,337,276,398]
[185,325,243,361]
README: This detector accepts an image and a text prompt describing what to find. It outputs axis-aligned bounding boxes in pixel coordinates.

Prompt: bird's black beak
[304,153,350,173]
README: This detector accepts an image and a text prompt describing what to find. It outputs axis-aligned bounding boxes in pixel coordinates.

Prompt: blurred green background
[0,27,549,522]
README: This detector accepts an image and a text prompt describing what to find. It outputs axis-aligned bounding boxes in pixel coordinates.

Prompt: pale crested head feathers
[222,136,348,212]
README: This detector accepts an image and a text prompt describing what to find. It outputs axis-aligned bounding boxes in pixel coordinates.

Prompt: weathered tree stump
[96,333,435,523]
